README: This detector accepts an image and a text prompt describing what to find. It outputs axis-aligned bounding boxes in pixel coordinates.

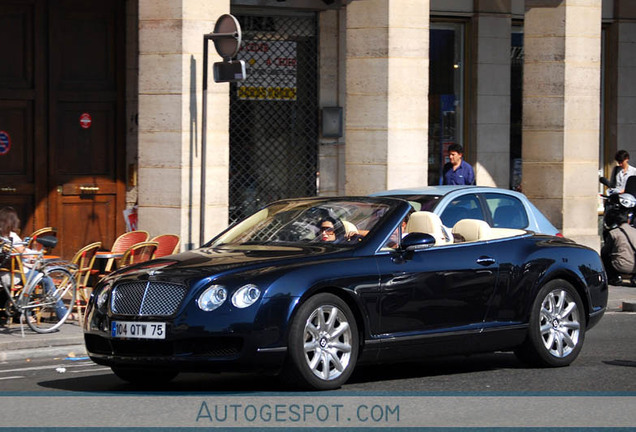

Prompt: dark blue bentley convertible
[84,197,607,390]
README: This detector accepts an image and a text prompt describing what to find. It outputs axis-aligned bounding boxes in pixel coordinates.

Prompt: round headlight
[96,284,111,310]
[232,284,261,308]
[197,285,227,311]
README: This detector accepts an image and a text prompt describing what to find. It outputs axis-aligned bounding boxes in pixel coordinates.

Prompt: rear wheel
[112,366,179,385]
[282,293,358,390]
[515,279,585,367]
[24,267,76,334]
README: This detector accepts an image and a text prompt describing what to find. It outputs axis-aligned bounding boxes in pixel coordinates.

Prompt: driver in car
[319,217,341,242]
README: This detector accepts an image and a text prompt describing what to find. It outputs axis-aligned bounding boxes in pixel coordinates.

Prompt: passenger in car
[453,233,466,243]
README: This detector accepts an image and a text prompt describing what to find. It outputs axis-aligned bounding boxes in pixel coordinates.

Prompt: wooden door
[0,0,46,236]
[48,0,125,258]
[0,0,125,258]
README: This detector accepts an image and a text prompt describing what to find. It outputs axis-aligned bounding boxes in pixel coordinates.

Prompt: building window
[429,22,465,185]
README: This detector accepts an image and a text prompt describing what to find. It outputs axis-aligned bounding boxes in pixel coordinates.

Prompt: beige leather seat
[405,211,453,245]
[341,220,358,237]
[452,219,492,242]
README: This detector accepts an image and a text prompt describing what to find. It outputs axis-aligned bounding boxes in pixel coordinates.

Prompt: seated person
[318,217,344,243]
[453,233,466,243]
[601,211,636,284]
[0,206,67,319]
[385,214,411,249]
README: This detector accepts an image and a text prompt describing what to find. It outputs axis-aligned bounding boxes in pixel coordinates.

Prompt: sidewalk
[0,318,86,362]
[1,284,635,362]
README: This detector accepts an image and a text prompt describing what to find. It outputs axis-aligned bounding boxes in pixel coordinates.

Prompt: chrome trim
[257,346,287,353]
[364,324,528,344]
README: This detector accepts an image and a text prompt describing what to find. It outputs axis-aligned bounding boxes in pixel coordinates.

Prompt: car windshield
[210,198,393,247]
[384,194,441,212]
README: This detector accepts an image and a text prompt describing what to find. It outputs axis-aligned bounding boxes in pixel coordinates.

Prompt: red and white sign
[79,113,92,129]
[0,131,11,155]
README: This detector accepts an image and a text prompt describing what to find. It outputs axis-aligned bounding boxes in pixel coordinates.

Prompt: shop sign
[237,40,297,101]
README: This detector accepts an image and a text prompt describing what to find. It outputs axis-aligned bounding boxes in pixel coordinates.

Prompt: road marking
[0,376,25,381]
[0,362,97,374]
[69,367,111,374]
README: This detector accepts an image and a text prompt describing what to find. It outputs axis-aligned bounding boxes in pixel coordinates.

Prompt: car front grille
[111,281,187,316]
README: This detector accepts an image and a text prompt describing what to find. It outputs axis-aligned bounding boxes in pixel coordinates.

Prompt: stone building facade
[3,0,631,255]
[134,0,636,252]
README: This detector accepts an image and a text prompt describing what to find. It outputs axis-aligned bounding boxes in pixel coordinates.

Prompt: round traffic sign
[213,14,242,59]
[0,131,11,155]
[80,112,92,129]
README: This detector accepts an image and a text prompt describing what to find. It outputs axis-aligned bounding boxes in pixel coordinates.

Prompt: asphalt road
[0,310,634,393]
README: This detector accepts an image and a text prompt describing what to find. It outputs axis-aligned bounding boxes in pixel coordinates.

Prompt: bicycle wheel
[23,267,76,333]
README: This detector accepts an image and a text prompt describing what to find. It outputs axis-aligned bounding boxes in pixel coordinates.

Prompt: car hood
[105,243,349,285]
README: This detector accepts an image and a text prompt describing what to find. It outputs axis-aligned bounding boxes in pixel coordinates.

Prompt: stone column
[472,0,511,187]
[522,0,602,250]
[345,0,429,194]
[318,9,345,196]
[138,1,230,250]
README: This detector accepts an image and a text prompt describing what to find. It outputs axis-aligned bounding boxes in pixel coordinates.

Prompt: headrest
[406,211,452,245]
[452,219,492,242]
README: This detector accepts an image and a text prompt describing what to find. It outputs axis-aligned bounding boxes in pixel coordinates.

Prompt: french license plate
[111,321,166,339]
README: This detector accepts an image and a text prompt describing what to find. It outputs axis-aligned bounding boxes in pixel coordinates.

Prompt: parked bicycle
[0,235,77,333]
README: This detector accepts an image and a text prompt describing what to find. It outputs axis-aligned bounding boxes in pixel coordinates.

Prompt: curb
[622,302,636,312]
[0,344,87,362]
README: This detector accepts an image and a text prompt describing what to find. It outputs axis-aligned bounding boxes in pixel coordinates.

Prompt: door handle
[476,256,496,266]
[0,187,16,192]
[79,186,100,193]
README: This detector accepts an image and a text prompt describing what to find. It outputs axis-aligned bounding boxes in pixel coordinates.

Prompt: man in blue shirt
[442,143,475,185]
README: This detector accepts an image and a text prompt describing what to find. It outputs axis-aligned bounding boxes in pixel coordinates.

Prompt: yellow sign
[237,41,297,101]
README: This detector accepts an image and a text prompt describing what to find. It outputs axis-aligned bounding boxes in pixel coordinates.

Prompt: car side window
[440,194,484,228]
[484,193,528,229]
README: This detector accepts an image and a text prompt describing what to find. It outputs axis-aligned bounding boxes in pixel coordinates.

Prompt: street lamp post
[201,14,246,246]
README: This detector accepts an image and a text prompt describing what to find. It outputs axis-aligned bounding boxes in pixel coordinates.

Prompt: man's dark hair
[448,143,464,155]
[615,149,630,163]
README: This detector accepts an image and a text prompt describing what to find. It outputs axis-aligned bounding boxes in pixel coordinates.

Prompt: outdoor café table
[94,251,124,275]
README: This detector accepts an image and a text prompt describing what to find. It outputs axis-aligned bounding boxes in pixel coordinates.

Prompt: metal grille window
[229,14,318,224]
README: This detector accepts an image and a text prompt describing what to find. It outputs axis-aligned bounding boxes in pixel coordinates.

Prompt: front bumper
[83,289,295,373]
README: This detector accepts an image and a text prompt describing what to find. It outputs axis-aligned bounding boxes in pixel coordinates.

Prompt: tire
[112,366,179,385]
[282,293,359,390]
[24,267,76,334]
[515,279,586,367]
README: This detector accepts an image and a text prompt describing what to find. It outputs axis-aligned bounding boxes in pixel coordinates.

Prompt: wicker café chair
[149,234,180,258]
[119,241,159,267]
[26,227,57,253]
[103,230,149,272]
[69,242,102,322]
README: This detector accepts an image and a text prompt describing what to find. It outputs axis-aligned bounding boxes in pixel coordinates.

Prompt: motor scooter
[600,177,636,233]
[599,176,636,284]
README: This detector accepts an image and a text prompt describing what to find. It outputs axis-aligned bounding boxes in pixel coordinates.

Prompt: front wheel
[515,279,586,367]
[282,293,359,390]
[24,267,76,333]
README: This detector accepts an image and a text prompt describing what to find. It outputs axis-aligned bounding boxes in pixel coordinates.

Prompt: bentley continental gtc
[84,196,607,390]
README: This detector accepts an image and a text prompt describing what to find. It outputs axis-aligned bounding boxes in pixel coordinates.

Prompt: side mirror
[402,232,436,251]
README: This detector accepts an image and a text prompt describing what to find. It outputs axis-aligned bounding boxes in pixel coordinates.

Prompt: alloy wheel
[303,304,353,381]
[539,288,581,358]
